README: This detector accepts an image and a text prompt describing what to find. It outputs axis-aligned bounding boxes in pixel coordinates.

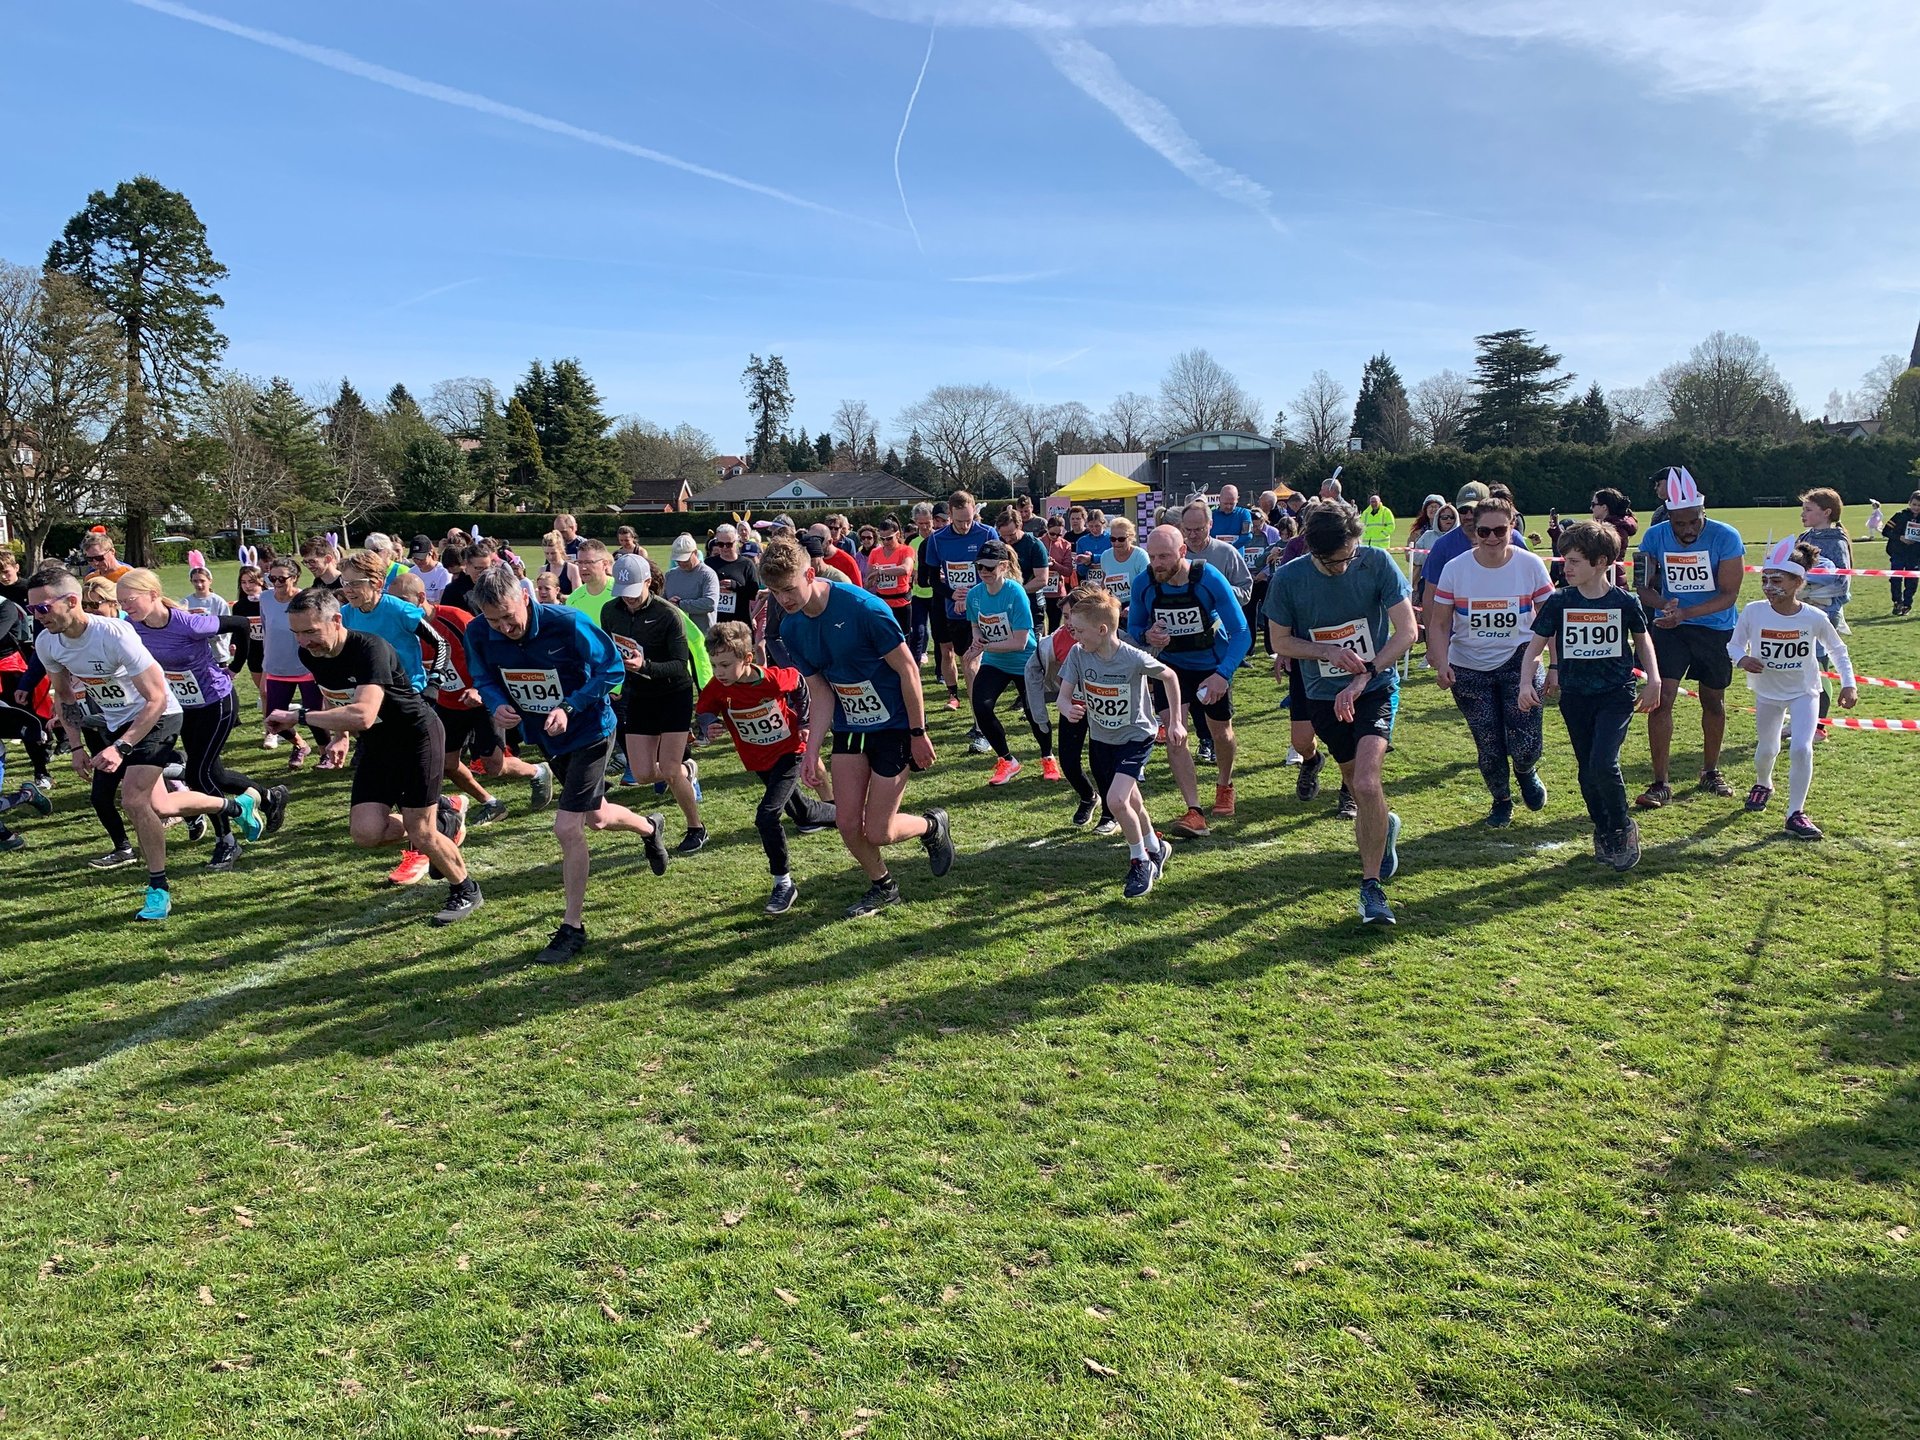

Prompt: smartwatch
[908,726,927,737]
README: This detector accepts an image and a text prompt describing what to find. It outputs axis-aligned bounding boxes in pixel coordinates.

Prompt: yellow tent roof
[1053,463,1150,501]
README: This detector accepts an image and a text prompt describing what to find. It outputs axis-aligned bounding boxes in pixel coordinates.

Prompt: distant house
[620,476,693,513]
[711,455,749,480]
[696,471,933,511]
[1820,418,1885,441]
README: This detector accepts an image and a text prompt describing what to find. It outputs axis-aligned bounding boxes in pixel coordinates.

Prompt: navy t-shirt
[1531,585,1647,695]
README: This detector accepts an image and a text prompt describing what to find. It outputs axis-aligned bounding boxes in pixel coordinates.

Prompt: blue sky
[7,0,1918,452]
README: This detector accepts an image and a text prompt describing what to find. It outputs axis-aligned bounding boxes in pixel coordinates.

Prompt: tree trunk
[122,326,153,567]
[23,523,50,568]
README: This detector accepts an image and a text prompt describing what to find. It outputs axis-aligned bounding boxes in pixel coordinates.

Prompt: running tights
[971,666,1052,762]
[82,729,132,852]
[0,697,51,777]
[181,692,257,838]
[1753,691,1818,815]
[754,752,837,876]
[263,676,326,746]
[1450,650,1544,801]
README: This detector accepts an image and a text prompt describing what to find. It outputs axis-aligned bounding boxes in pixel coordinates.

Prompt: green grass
[2,549,1916,1438]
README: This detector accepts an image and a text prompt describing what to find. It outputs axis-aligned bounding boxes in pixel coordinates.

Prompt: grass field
[2,510,1917,1438]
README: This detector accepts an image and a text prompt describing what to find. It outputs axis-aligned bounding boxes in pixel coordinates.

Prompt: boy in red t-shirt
[695,620,837,914]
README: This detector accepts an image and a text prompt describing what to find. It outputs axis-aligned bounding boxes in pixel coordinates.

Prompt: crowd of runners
[0,470,1900,949]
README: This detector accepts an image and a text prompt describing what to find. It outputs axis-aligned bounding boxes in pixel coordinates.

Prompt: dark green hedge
[367,505,935,545]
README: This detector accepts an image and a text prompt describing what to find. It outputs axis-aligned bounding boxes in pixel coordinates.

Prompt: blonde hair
[340,549,387,582]
[116,568,178,608]
[1107,516,1136,542]
[82,575,119,611]
[758,538,810,586]
[543,530,566,553]
[1072,586,1121,628]
[707,620,754,661]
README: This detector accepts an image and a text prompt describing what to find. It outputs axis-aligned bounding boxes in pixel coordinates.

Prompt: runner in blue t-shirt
[964,538,1053,784]
[338,550,450,697]
[915,490,995,749]
[1263,501,1417,926]
[1629,473,1745,808]
[770,536,954,917]
[1209,484,1255,549]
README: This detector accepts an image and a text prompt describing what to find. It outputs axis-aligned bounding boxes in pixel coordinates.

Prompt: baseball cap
[799,533,829,560]
[1455,482,1491,506]
[410,534,434,556]
[975,538,1011,563]
[611,553,648,598]
[670,534,698,562]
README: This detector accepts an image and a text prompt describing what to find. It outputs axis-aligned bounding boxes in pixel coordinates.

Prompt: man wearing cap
[663,533,720,636]
[1632,466,1744,806]
[409,536,452,604]
[1421,482,1525,647]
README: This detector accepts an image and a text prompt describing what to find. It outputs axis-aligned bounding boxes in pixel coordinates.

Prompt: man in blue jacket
[1128,525,1250,839]
[466,566,669,965]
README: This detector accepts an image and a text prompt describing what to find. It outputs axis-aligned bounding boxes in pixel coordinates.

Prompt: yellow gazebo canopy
[1053,463,1150,501]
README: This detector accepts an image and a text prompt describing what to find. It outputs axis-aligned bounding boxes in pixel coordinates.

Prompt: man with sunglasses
[1264,502,1416,926]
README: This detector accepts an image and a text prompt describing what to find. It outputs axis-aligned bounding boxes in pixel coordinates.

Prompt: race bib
[78,675,133,709]
[1081,679,1131,729]
[316,683,357,708]
[729,698,791,747]
[1311,618,1376,681]
[504,667,565,714]
[977,612,1012,643]
[831,679,890,729]
[611,634,643,662]
[943,561,977,592]
[248,616,264,642]
[1560,610,1622,661]
[1156,605,1206,638]
[164,668,206,706]
[1664,551,1713,595]
[716,587,737,615]
[1757,628,1813,673]
[1103,573,1133,602]
[1243,545,1266,570]
[1905,521,1920,545]
[1465,598,1522,646]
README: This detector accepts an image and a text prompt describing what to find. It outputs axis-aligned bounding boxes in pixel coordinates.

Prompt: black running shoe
[262,784,289,836]
[1123,858,1154,898]
[795,818,835,835]
[429,880,483,927]
[1334,784,1357,820]
[1296,750,1326,802]
[0,827,21,852]
[206,834,240,871]
[1071,798,1096,827]
[642,813,670,875]
[843,877,902,918]
[675,827,708,855]
[535,922,588,963]
[471,796,509,825]
[765,877,799,915]
[185,814,208,843]
[921,808,954,877]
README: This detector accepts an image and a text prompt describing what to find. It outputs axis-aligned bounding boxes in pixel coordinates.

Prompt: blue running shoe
[1379,812,1402,883]
[1358,878,1395,926]
[136,886,172,922]
[232,791,265,842]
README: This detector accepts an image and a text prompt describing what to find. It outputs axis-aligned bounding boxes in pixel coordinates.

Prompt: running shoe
[135,885,172,922]
[471,796,509,826]
[1123,857,1154,899]
[185,815,208,843]
[946,695,962,711]
[675,827,709,855]
[968,728,993,756]
[388,849,431,886]
[1149,833,1170,882]
[684,757,703,802]
[18,783,53,817]
[1211,782,1235,818]
[1611,819,1643,871]
[206,834,240,871]
[429,880,484,926]
[1334,785,1357,821]
[0,827,21,852]
[315,749,342,771]
[1358,878,1396,926]
[529,762,555,811]
[642,813,670,875]
[1170,807,1210,841]
[1094,815,1121,836]
[1698,768,1735,798]
[844,877,902,918]
[1743,784,1773,813]
[231,791,265,842]
[1516,770,1548,812]
[795,817,836,836]
[1784,810,1824,841]
[1296,751,1326,802]
[1196,740,1216,766]
[31,773,53,795]
[261,731,282,750]
[765,877,799,916]
[1379,812,1402,883]
[1485,799,1514,829]
[1284,747,1303,767]
[1635,780,1672,809]
[89,846,136,870]
[1071,798,1096,827]
[262,784,289,836]
[989,757,1022,786]
[922,808,955,877]
[1040,757,1064,782]
[535,922,588,963]
[287,741,310,770]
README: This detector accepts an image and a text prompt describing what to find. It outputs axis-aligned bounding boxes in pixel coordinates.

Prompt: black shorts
[934,609,974,651]
[351,711,445,812]
[1286,660,1308,714]
[1089,736,1153,793]
[1151,666,1234,723]
[101,712,184,770]
[830,728,915,778]
[620,685,696,737]
[551,733,616,813]
[1304,684,1398,766]
[437,704,502,759]
[1651,623,1734,690]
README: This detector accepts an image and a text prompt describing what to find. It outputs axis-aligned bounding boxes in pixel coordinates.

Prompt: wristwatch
[908,726,927,736]
[1363,660,1378,677]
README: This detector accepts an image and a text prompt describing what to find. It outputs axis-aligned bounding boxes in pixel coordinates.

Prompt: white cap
[671,533,698,561]
[611,552,648,598]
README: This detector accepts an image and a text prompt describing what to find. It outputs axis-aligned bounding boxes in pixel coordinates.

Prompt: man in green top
[566,539,615,626]
[908,501,936,666]
[1361,494,1397,550]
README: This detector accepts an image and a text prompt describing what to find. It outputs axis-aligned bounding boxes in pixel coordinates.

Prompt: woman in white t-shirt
[1728,538,1857,840]
[1429,496,1556,827]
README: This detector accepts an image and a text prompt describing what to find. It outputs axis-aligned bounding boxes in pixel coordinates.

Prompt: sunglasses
[27,598,66,616]
[1476,525,1510,539]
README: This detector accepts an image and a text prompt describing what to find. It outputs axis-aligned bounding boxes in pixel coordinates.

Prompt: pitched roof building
[620,476,693,513]
[695,471,933,510]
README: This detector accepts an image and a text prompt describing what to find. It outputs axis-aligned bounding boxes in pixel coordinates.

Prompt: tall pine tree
[741,354,794,472]
[1558,381,1613,445]
[501,395,554,510]
[1460,329,1571,450]
[1350,353,1412,453]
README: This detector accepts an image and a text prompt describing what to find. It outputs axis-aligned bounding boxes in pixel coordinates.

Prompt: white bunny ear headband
[1761,535,1833,578]
[1665,465,1704,508]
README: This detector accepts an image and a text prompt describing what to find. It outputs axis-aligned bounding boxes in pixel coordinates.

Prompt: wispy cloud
[833,0,1920,136]
[126,0,880,223]
[385,277,481,312]
[948,268,1068,284]
[1039,344,1093,370]
[1033,31,1283,232]
[894,24,938,253]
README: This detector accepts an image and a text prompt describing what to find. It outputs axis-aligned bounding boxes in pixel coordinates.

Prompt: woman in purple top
[117,569,282,867]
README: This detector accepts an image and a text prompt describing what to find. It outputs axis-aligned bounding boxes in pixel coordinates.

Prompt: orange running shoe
[989,757,1022,786]
[1211,781,1236,817]
[1040,757,1064,781]
[1170,807,1210,840]
[387,849,431,885]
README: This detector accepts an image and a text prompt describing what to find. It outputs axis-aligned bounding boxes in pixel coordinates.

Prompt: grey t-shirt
[1198,537,1253,602]
[1058,636,1175,743]
[663,561,720,634]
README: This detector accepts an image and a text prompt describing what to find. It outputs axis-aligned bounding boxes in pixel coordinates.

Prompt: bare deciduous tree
[0,263,125,563]
[1102,390,1158,450]
[1006,402,1064,495]
[1292,370,1350,463]
[425,376,499,439]
[1410,369,1472,449]
[1608,383,1665,442]
[1156,349,1260,437]
[895,383,1019,491]
[196,373,294,536]
[1844,354,1911,420]
[1652,330,1799,439]
[613,417,718,490]
[830,398,879,470]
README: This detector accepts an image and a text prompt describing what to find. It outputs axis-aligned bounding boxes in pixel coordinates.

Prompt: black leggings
[181,692,256,838]
[1450,650,1544,801]
[971,665,1052,762]
[81,727,132,852]
[753,752,836,876]
[0,697,52,777]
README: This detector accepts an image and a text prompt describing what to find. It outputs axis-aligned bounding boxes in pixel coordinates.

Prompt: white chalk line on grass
[0,857,507,1129]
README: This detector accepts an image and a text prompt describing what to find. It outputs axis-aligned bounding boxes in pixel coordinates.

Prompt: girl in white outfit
[1727,538,1858,840]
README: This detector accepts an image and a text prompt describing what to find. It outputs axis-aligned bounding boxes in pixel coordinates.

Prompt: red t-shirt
[864,543,916,606]
[697,665,807,770]
[819,547,862,586]
[425,604,482,709]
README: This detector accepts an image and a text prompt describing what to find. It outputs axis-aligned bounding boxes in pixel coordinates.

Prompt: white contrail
[125,0,875,224]
[894,23,938,253]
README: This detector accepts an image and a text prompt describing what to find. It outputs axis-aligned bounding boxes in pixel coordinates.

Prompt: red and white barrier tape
[1825,671,1920,691]
[1741,565,1920,578]
[1825,717,1920,732]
